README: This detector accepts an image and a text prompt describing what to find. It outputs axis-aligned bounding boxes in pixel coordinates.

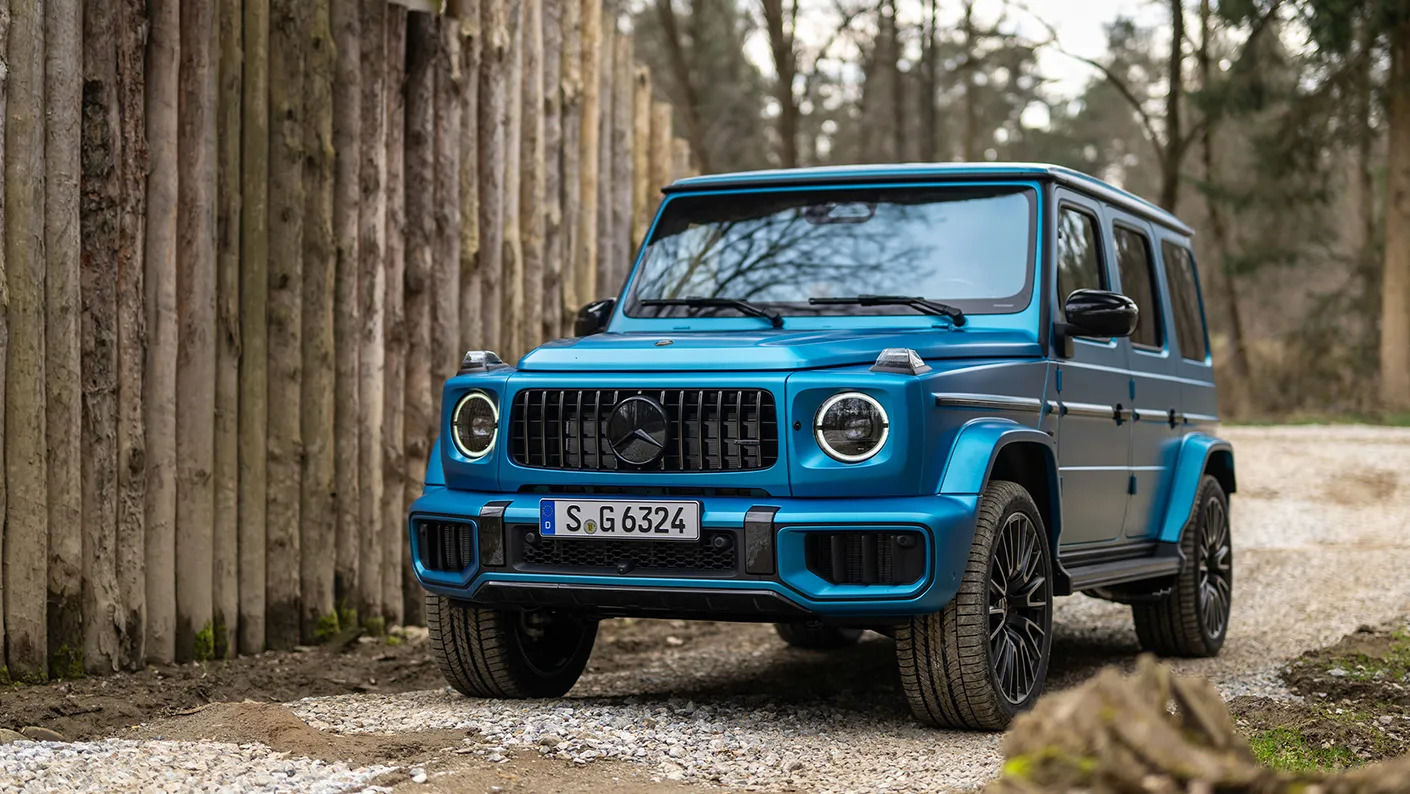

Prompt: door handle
[1112,403,1132,424]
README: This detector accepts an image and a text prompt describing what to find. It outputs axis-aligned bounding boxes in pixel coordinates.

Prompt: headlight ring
[814,391,889,463]
[451,391,499,459]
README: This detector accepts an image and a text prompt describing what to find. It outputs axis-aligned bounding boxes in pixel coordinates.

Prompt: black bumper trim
[468,580,816,622]
[743,506,779,575]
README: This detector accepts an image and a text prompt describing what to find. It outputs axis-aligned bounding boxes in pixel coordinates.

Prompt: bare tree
[576,0,603,306]
[543,0,564,338]
[457,2,482,353]
[653,0,711,172]
[1383,14,1410,409]
[522,0,546,349]
[381,5,407,626]
[479,0,508,352]
[758,0,799,167]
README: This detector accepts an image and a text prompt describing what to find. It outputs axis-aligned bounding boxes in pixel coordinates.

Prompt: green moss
[337,603,358,632]
[385,634,404,647]
[48,645,85,680]
[314,612,342,643]
[1250,728,1359,772]
[193,622,216,662]
[213,617,230,659]
[362,616,386,637]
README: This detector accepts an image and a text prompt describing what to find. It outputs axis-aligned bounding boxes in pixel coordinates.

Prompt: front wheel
[896,480,1053,730]
[1132,475,1232,657]
[426,595,598,698]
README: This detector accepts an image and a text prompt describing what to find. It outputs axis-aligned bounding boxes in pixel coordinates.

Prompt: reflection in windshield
[626,186,1035,319]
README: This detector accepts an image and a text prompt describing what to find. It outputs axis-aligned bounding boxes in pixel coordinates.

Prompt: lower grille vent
[514,525,737,575]
[804,531,925,585]
[417,520,474,572]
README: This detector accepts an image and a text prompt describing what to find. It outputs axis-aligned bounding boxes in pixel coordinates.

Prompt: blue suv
[411,163,1235,730]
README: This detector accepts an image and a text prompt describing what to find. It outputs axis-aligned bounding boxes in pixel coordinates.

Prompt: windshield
[623,185,1036,319]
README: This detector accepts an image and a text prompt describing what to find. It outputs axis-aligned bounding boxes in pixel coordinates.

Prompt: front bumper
[408,488,980,622]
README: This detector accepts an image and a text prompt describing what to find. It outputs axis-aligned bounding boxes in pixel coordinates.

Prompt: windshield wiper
[808,294,966,327]
[639,297,784,329]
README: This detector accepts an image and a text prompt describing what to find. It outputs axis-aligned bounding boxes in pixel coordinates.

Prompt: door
[1108,215,1177,539]
[1052,193,1130,547]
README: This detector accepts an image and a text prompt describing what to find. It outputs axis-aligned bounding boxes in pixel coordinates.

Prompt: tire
[895,480,1054,731]
[774,621,863,649]
[426,594,598,698]
[1132,475,1231,657]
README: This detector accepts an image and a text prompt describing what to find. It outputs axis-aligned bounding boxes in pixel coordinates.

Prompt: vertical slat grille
[509,388,778,472]
[416,520,474,573]
[804,531,927,586]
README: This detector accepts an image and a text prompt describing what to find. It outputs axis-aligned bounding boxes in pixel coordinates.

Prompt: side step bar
[1062,546,1183,592]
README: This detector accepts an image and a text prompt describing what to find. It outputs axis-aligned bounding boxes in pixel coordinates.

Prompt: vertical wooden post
[265,0,307,650]
[213,0,243,659]
[465,2,487,351]
[520,0,544,352]
[331,0,362,614]
[0,0,12,672]
[356,0,386,626]
[541,0,564,340]
[672,138,692,179]
[45,0,83,677]
[558,0,581,326]
[477,0,506,355]
[630,67,651,251]
[648,101,672,219]
[115,0,149,670]
[381,4,407,626]
[237,0,270,656]
[576,0,602,306]
[143,0,179,665]
[499,1,523,360]
[457,3,482,354]
[300,0,336,643]
[433,26,462,389]
[609,30,633,292]
[79,0,123,673]
[593,3,614,298]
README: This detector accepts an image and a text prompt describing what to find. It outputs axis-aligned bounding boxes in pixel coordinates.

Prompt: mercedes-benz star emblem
[606,396,669,466]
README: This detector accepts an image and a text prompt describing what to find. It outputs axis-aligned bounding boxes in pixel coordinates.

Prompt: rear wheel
[426,594,598,698]
[774,620,863,649]
[896,480,1053,730]
[1132,475,1231,657]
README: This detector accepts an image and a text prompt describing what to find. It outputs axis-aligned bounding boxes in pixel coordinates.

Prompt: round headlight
[451,391,498,459]
[814,392,889,462]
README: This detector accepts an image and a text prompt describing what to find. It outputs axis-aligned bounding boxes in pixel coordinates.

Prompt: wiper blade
[639,297,784,329]
[808,294,966,327]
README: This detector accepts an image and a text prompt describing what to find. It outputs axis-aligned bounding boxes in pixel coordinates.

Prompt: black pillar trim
[743,506,779,576]
[478,501,511,567]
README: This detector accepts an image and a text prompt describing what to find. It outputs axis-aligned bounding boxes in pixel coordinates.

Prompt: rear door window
[1114,226,1163,350]
[1160,241,1208,361]
[1055,207,1105,320]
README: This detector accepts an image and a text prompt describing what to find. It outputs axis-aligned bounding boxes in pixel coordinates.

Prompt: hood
[516,328,1042,371]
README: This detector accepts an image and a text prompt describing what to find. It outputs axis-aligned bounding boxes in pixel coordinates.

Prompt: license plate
[538,499,701,541]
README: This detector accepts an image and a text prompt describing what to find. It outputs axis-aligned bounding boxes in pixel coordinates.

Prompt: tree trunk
[478,0,507,354]
[558,0,582,322]
[1382,16,1410,410]
[0,0,10,678]
[381,5,407,626]
[672,138,691,180]
[237,0,269,656]
[300,0,335,643]
[266,0,307,650]
[575,0,602,307]
[919,0,938,161]
[648,101,672,217]
[143,0,179,666]
[593,3,614,300]
[45,0,83,678]
[357,0,386,626]
[759,0,797,167]
[79,0,123,673]
[213,0,241,660]
[631,67,650,247]
[1159,0,1185,212]
[610,31,633,291]
[541,0,563,340]
[331,0,362,613]
[653,0,709,173]
[521,0,545,351]
[961,2,977,162]
[500,2,523,360]
[434,24,462,386]
[4,0,46,679]
[458,4,482,353]
[114,0,148,670]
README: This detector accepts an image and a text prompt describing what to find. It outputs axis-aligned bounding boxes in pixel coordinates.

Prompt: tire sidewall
[979,483,1055,719]
[1187,476,1232,654]
[504,610,599,697]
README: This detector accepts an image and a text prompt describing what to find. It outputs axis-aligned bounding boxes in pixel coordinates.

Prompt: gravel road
[5,425,1410,793]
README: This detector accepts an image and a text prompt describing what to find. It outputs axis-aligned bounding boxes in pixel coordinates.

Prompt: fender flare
[1156,433,1235,543]
[937,418,1062,540]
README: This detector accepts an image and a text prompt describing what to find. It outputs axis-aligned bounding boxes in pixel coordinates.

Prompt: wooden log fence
[0,0,695,680]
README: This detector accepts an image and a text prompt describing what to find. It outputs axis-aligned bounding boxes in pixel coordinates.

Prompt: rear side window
[1114,226,1162,349]
[1161,241,1208,361]
[1055,207,1105,320]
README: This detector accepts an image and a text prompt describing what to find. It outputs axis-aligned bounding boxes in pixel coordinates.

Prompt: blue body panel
[411,163,1233,620]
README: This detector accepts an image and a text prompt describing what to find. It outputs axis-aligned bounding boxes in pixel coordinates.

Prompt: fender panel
[1157,433,1235,543]
[937,418,1058,496]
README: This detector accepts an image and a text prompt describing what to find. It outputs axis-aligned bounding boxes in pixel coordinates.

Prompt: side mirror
[574,298,616,337]
[1056,289,1138,356]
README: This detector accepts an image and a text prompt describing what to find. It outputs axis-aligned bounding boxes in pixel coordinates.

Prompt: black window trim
[1055,198,1116,348]
[1110,219,1167,354]
[1158,236,1212,365]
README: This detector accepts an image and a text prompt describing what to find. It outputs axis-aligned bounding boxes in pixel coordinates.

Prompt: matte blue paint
[411,163,1232,620]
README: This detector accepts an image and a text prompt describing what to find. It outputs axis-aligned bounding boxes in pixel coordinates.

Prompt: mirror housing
[574,298,616,337]
[1055,289,1139,357]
